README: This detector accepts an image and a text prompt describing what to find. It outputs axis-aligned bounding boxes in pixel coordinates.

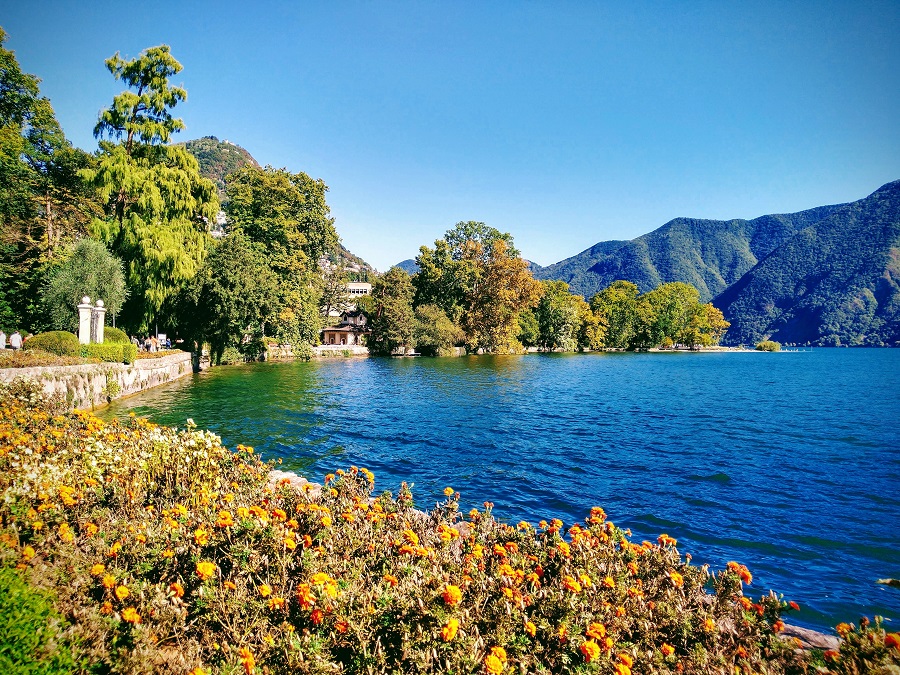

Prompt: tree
[319,263,350,321]
[576,296,606,351]
[641,282,701,346]
[225,165,339,346]
[517,309,539,349]
[590,280,639,348]
[414,222,540,353]
[43,238,126,331]
[368,267,415,355]
[175,233,278,364]
[413,304,463,356]
[82,45,218,332]
[680,303,730,348]
[535,280,582,351]
[1,29,100,331]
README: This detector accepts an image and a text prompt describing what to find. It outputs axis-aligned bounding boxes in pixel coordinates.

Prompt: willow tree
[82,45,218,332]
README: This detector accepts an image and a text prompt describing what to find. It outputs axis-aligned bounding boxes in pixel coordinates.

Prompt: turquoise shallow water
[102,349,900,632]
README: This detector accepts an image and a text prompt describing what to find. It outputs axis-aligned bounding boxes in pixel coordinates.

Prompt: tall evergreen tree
[82,45,218,333]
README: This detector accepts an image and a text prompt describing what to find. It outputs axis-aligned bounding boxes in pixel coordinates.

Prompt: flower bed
[0,379,897,674]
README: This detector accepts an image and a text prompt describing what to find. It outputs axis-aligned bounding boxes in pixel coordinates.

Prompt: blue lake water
[102,349,900,632]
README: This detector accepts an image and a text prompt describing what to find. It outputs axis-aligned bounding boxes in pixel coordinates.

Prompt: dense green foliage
[756,341,781,352]
[82,45,219,333]
[0,567,80,674]
[368,267,415,355]
[42,238,126,331]
[0,28,101,333]
[80,341,137,364]
[22,330,80,356]
[103,326,129,343]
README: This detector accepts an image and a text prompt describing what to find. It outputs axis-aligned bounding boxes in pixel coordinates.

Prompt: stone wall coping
[0,351,191,379]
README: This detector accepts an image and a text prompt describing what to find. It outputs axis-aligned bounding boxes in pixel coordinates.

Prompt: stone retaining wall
[0,351,193,410]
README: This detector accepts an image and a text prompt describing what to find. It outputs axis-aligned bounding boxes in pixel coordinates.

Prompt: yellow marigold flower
[170,582,184,598]
[320,515,332,527]
[196,561,216,580]
[562,576,582,594]
[134,533,146,544]
[31,520,43,531]
[525,620,536,637]
[557,541,571,557]
[484,654,503,674]
[188,668,208,675]
[193,528,209,546]
[102,574,116,589]
[90,563,105,576]
[108,541,121,557]
[162,549,174,559]
[238,646,255,674]
[121,607,141,624]
[284,537,297,550]
[268,596,286,610]
[84,522,99,537]
[703,617,716,632]
[258,584,272,597]
[444,486,455,496]
[442,584,462,606]
[580,640,601,662]
[614,665,631,675]
[237,506,249,519]
[661,643,675,657]
[20,545,35,561]
[586,622,606,639]
[115,585,130,601]
[311,572,332,585]
[669,571,684,587]
[579,573,592,587]
[442,617,459,641]
[490,646,507,663]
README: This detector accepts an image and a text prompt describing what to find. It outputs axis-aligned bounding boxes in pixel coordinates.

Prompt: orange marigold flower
[618,653,634,667]
[823,649,839,662]
[258,584,272,597]
[562,576,582,593]
[310,608,324,625]
[170,582,185,598]
[835,622,852,637]
[772,620,785,633]
[188,668,208,675]
[884,633,900,649]
[216,511,234,528]
[107,541,121,557]
[84,522,99,537]
[224,580,237,590]
[661,643,675,657]
[121,607,141,624]
[788,600,800,610]
[296,584,316,609]
[115,585,130,601]
[100,600,113,615]
[603,575,615,588]
[442,617,459,641]
[586,622,606,639]
[627,561,638,575]
[383,574,398,587]
[658,533,677,546]
[580,640,601,662]
[335,619,349,633]
[302,534,312,547]
[525,620,536,637]
[196,561,216,580]
[490,646,507,663]
[703,618,716,632]
[738,596,752,610]
[736,645,748,658]
[194,528,209,546]
[269,596,286,610]
[443,584,462,606]
[484,654,503,674]
[616,605,626,617]
[90,563,105,576]
[614,664,631,675]
[239,646,255,674]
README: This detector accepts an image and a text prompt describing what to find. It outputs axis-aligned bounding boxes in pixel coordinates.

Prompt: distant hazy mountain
[714,180,900,346]
[394,259,419,275]
[180,136,259,200]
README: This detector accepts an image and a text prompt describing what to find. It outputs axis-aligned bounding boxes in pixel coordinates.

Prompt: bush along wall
[0,380,898,674]
[80,342,137,364]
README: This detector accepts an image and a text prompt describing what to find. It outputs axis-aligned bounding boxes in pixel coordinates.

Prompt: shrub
[122,343,137,365]
[756,340,781,352]
[0,567,80,674]
[103,326,130,343]
[81,343,124,363]
[22,331,80,357]
[220,345,244,364]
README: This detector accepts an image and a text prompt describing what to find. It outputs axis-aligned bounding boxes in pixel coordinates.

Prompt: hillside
[532,207,843,302]
[180,136,259,200]
[713,180,900,346]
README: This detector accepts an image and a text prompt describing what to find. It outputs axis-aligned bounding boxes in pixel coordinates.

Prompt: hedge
[22,331,80,357]
[80,342,137,364]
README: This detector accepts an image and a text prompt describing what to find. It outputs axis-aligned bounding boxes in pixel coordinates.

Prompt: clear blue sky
[3,1,899,271]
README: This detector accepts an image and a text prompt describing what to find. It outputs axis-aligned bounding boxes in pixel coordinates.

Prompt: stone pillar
[78,296,93,345]
[90,300,106,344]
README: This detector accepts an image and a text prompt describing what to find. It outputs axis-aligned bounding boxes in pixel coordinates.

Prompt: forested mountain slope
[714,180,900,346]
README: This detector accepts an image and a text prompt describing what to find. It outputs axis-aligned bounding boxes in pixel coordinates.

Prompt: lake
[102,349,900,633]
